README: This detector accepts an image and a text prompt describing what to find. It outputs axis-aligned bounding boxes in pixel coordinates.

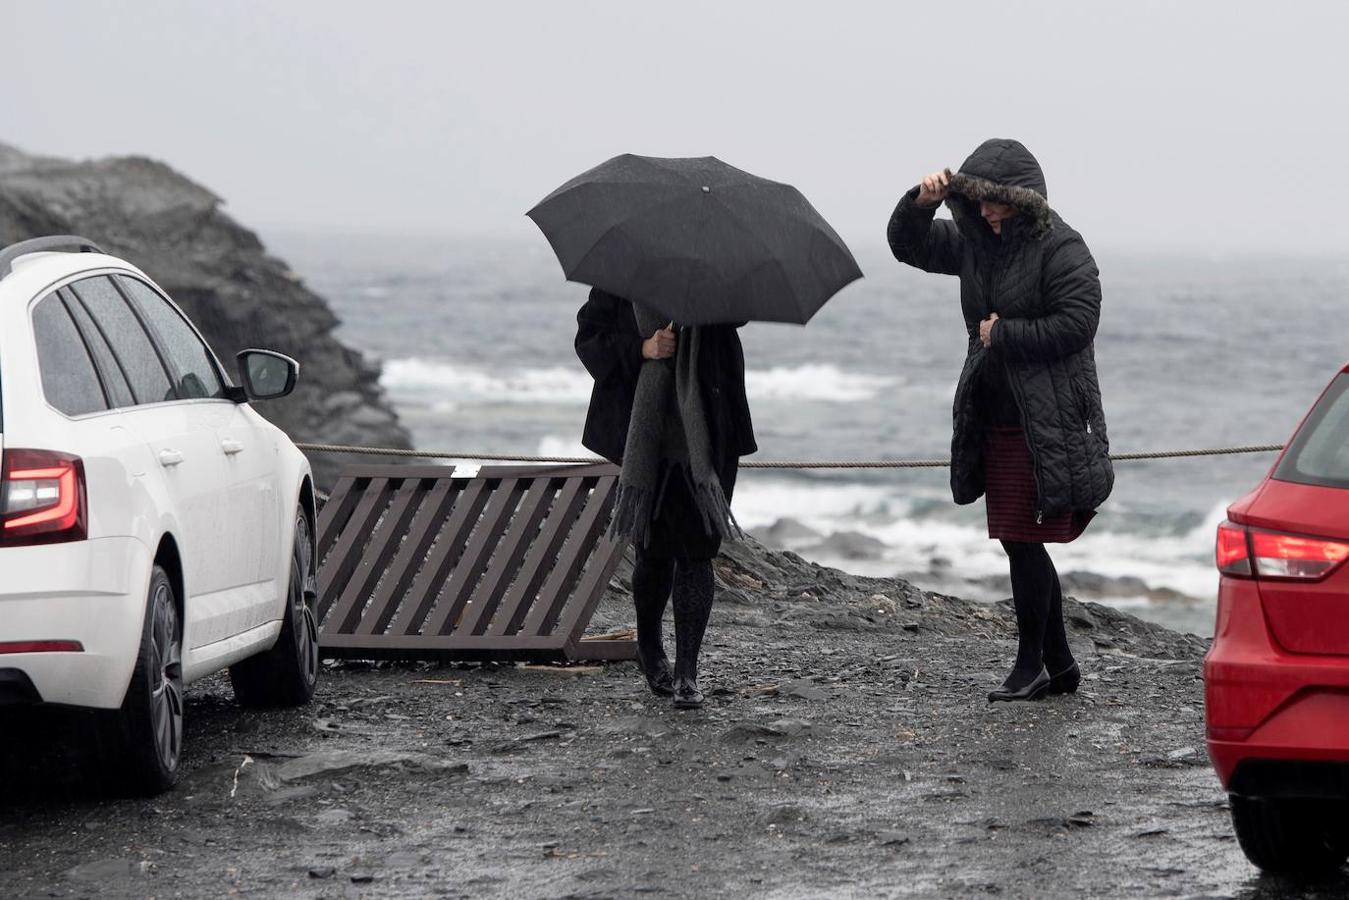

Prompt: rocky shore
[5,535,1340,898]
[751,515,1213,636]
[0,142,410,487]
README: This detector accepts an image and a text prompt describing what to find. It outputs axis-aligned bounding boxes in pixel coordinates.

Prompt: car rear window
[1274,373,1349,490]
[68,276,175,405]
[32,294,108,417]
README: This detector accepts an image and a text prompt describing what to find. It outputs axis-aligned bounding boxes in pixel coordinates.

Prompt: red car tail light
[0,640,84,654]
[1216,521,1252,576]
[1250,529,1349,580]
[0,449,87,546]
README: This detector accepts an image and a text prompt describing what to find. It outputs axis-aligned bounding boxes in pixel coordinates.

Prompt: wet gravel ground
[3,540,1347,899]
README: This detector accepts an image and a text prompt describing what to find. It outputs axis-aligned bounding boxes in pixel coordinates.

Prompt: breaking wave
[382,358,894,404]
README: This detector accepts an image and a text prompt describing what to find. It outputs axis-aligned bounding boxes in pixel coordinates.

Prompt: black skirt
[640,462,739,561]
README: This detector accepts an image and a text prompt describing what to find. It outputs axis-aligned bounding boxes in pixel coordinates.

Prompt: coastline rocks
[750,517,822,546]
[802,530,889,561]
[0,141,411,488]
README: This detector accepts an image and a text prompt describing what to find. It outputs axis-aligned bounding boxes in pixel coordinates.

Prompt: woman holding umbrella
[887,139,1113,703]
[575,289,755,709]
[531,154,861,710]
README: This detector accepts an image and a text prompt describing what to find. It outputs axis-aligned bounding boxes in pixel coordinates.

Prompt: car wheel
[102,565,183,795]
[229,506,319,707]
[1231,795,1349,875]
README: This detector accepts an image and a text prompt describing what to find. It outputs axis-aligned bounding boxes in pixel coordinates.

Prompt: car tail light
[0,640,84,654]
[0,449,87,546]
[1216,521,1252,576]
[1250,529,1349,580]
[1216,520,1349,581]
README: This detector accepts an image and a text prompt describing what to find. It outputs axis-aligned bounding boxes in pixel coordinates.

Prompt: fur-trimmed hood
[945,138,1052,240]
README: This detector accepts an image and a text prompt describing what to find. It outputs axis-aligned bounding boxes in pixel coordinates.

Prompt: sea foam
[383,357,893,405]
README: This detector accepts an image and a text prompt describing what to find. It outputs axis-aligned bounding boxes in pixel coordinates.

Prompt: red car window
[1274,374,1349,490]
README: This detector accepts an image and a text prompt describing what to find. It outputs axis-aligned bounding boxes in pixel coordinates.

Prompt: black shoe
[987,666,1050,703]
[635,648,674,697]
[672,677,704,710]
[1047,662,1081,695]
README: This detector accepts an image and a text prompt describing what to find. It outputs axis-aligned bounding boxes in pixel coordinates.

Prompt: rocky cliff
[0,142,410,487]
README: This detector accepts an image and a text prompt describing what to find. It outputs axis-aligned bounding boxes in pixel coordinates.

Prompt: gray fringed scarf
[608,303,740,547]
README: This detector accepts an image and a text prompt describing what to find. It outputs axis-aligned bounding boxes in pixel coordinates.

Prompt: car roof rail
[0,235,106,278]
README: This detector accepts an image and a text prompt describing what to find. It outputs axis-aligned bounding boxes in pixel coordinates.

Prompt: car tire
[229,506,319,707]
[1231,795,1349,875]
[100,565,183,796]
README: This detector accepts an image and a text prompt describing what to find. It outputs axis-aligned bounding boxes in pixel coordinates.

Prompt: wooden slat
[486,478,588,637]
[353,478,461,636]
[329,462,616,481]
[555,531,627,639]
[323,477,425,635]
[383,478,491,637]
[315,474,360,558]
[516,476,617,639]
[571,637,641,661]
[422,479,527,637]
[456,478,559,637]
[322,633,580,651]
[316,477,392,620]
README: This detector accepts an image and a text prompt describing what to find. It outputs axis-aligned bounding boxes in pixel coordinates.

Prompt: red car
[1206,363,1349,874]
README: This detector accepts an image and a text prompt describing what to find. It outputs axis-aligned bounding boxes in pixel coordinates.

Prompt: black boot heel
[1048,662,1081,695]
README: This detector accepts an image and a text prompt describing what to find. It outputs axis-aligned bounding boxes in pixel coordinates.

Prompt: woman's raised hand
[642,325,677,360]
[916,169,951,207]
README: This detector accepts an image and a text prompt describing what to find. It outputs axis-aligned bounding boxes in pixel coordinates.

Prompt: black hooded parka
[888,139,1113,518]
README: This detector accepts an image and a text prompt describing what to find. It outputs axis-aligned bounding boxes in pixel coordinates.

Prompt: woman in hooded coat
[575,288,756,709]
[888,138,1113,702]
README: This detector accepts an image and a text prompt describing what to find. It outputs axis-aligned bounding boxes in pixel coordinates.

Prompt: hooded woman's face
[980,200,1017,235]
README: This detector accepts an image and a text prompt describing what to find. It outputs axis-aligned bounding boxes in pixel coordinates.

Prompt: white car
[0,236,319,794]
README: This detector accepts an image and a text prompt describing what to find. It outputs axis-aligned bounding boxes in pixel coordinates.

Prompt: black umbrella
[527,154,862,325]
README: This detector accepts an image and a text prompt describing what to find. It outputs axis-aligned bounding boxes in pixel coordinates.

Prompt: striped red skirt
[984,427,1087,543]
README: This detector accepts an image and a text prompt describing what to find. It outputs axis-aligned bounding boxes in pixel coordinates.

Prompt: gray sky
[6,1,1347,254]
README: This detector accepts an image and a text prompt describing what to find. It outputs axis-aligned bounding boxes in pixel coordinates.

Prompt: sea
[266,230,1349,637]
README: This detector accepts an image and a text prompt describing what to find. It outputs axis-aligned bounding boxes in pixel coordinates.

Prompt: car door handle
[158,449,184,468]
[221,439,245,456]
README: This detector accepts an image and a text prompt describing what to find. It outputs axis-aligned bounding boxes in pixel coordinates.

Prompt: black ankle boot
[988,666,1051,702]
[672,676,704,710]
[635,647,674,697]
[1047,661,1081,695]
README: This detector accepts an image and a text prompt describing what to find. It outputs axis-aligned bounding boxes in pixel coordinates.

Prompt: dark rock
[0,141,411,489]
[308,866,336,879]
[802,530,889,561]
[65,858,146,883]
[276,750,467,781]
[779,678,827,701]
[762,805,809,826]
[749,517,822,548]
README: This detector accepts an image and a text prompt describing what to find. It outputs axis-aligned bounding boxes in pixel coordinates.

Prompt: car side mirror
[235,349,299,402]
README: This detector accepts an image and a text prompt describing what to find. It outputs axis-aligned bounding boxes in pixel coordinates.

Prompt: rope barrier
[295,441,1285,470]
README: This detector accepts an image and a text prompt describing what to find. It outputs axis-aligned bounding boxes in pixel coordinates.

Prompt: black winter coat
[888,138,1113,517]
[574,288,757,492]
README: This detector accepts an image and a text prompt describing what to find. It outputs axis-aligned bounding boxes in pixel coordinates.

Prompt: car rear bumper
[0,537,150,709]
[1205,575,1349,792]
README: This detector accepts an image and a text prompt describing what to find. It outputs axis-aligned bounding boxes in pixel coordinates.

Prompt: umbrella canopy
[527,154,862,325]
